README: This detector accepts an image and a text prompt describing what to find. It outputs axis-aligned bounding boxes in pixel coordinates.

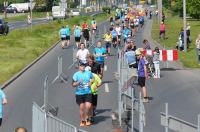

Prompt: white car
[52,6,66,19]
[71,9,80,16]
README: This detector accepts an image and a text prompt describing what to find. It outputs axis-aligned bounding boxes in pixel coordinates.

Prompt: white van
[52,6,66,19]
[6,3,31,13]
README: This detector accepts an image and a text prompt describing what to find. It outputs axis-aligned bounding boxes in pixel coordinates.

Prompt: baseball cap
[79,62,86,67]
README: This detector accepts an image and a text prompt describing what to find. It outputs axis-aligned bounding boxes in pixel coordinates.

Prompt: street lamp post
[29,0,33,30]
[183,0,187,52]
[3,1,8,19]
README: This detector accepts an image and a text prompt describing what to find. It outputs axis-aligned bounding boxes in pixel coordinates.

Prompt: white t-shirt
[116,26,122,35]
[76,49,90,63]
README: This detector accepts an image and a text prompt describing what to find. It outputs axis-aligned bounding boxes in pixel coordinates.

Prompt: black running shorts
[138,77,146,87]
[76,94,92,105]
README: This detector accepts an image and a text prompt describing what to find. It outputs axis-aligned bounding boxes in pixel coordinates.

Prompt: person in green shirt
[85,66,102,123]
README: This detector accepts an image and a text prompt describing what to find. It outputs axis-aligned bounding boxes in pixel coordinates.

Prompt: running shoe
[85,118,91,126]
[80,121,85,127]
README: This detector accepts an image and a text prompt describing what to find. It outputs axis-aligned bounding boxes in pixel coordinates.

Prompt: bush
[102,7,111,14]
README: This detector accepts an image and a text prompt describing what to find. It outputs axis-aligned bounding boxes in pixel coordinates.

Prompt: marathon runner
[116,24,122,46]
[123,25,131,45]
[0,88,7,127]
[103,30,112,56]
[111,26,118,48]
[65,25,71,48]
[59,26,67,49]
[85,66,102,124]
[76,43,90,65]
[72,63,94,126]
[93,40,107,79]
[74,25,82,48]
[82,22,90,47]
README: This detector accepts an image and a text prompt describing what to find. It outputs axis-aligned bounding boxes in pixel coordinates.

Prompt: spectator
[195,34,200,65]
[15,127,27,132]
[179,28,184,51]
[124,44,137,68]
[186,23,191,48]
[159,22,166,39]
[153,47,160,78]
[143,39,151,50]
[136,49,149,103]
[0,89,7,127]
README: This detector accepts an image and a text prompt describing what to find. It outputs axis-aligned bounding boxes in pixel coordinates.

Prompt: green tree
[187,0,200,19]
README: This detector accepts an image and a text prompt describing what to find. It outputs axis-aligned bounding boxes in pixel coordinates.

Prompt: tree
[187,0,200,19]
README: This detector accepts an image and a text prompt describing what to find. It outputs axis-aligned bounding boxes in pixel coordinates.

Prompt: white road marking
[104,65,107,71]
[105,83,110,93]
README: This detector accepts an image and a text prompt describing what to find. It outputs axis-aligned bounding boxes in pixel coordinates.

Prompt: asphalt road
[1,12,200,132]
[7,11,101,31]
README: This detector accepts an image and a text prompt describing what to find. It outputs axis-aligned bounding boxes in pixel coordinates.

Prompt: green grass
[0,13,110,84]
[151,9,200,68]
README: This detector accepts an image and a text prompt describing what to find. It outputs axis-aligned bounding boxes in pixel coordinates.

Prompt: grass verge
[151,9,200,68]
[0,13,110,84]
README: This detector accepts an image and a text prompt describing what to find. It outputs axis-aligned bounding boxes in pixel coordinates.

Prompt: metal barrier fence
[32,76,88,132]
[117,48,146,132]
[161,103,200,132]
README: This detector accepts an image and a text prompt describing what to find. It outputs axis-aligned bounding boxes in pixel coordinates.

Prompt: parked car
[0,18,9,35]
[6,6,18,13]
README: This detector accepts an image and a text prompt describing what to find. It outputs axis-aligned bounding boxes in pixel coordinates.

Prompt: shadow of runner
[94,115,110,124]
[96,108,112,115]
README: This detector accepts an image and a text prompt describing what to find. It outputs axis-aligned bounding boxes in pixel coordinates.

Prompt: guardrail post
[139,93,144,132]
[131,87,134,132]
[44,75,48,112]
[118,49,122,126]
[165,103,169,132]
[198,114,200,132]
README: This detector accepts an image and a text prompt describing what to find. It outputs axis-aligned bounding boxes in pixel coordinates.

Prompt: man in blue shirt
[59,26,67,49]
[65,25,71,48]
[136,49,149,103]
[111,27,118,48]
[72,63,94,126]
[123,26,131,44]
[74,26,82,48]
[0,89,7,127]
[93,40,107,78]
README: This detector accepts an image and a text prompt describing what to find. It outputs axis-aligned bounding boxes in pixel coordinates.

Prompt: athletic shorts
[61,37,66,41]
[76,94,92,105]
[160,31,165,35]
[105,42,111,48]
[75,37,81,42]
[118,35,121,39]
[83,29,89,41]
[138,77,146,87]
[92,94,98,107]
[0,118,2,127]
[112,37,117,42]
[96,61,104,68]
[66,36,70,40]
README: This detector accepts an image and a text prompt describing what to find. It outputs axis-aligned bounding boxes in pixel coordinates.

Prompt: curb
[1,40,60,89]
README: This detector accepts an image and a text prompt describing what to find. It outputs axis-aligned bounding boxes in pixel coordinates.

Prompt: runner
[124,44,137,68]
[88,55,101,76]
[103,30,112,56]
[76,43,90,65]
[93,40,107,78]
[123,26,131,45]
[110,17,115,26]
[15,127,27,132]
[85,66,102,124]
[0,88,7,127]
[59,26,67,49]
[143,39,151,50]
[111,26,118,48]
[116,24,122,46]
[91,21,97,35]
[134,16,139,32]
[82,22,90,47]
[65,25,71,48]
[72,63,94,126]
[74,25,82,48]
[136,49,149,103]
